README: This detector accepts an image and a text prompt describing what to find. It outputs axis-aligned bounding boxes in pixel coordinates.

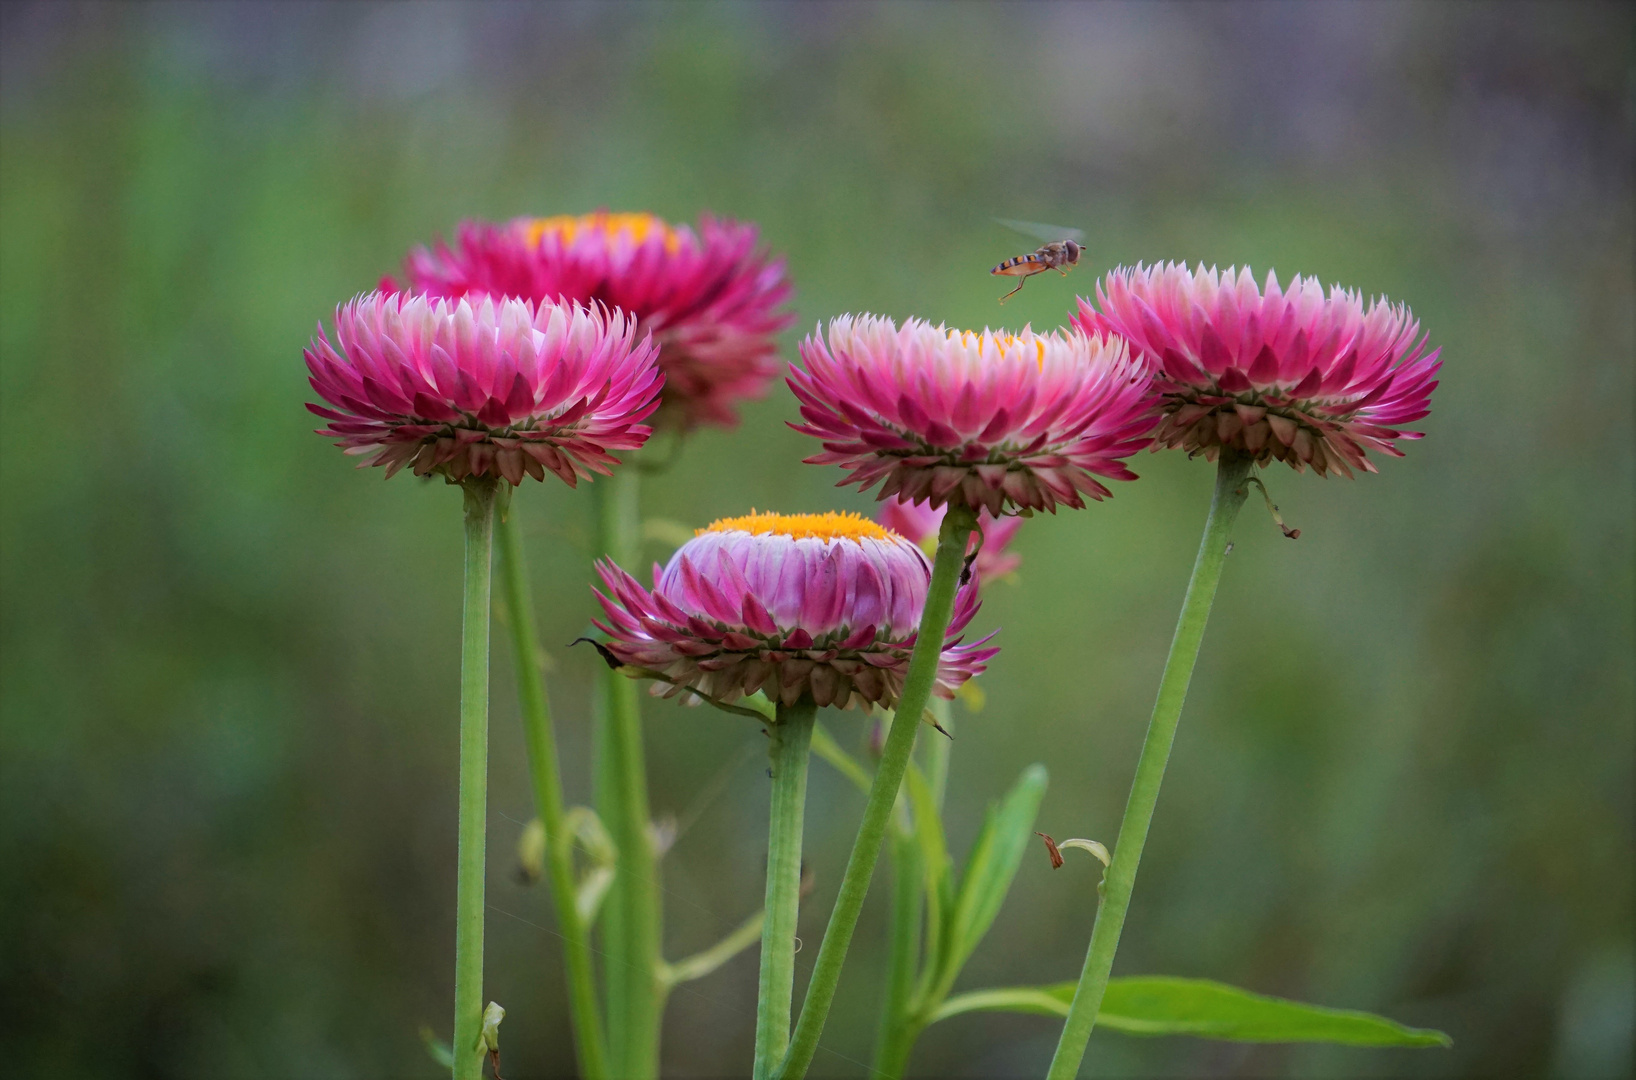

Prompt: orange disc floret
[522,212,681,255]
[402,210,793,431]
[699,509,897,544]
[594,508,994,709]
[790,315,1156,514]
[947,329,1047,367]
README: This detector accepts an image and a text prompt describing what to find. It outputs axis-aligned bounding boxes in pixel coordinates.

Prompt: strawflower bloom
[399,211,794,429]
[789,316,1156,515]
[591,511,996,710]
[878,497,1022,584]
[305,292,662,485]
[1080,263,1441,476]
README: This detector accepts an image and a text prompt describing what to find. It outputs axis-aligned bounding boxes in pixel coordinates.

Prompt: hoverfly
[990,218,1087,304]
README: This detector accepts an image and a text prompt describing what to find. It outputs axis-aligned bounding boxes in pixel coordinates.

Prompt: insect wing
[993,217,1086,244]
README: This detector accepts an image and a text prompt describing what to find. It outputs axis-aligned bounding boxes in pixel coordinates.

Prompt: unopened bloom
[400,211,794,430]
[789,316,1156,514]
[305,292,662,485]
[877,498,1022,584]
[591,511,996,710]
[1081,263,1441,476]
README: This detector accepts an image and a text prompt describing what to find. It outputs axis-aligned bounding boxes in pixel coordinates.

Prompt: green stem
[592,466,663,1080]
[754,698,817,1080]
[659,908,766,989]
[874,1014,923,1080]
[495,506,609,1080]
[1044,452,1254,1080]
[776,504,977,1080]
[871,821,924,1079]
[454,478,498,1080]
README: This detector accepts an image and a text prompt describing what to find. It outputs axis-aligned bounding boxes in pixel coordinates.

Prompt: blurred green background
[2,2,1631,1077]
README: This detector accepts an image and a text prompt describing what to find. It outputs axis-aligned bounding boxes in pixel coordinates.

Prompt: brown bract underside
[1158,391,1386,477]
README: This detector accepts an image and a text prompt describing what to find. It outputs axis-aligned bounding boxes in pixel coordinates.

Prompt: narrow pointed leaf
[931,764,1048,1000]
[904,761,953,1000]
[927,977,1451,1048]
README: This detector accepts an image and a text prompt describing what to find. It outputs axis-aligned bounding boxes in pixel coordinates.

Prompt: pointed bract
[400,211,794,430]
[789,316,1157,515]
[305,292,662,485]
[1080,263,1442,477]
[592,511,996,711]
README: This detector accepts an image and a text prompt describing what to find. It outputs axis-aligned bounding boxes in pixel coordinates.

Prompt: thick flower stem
[454,478,499,1080]
[495,506,609,1080]
[1044,452,1254,1080]
[754,698,817,1080]
[593,466,663,1080]
[777,505,977,1080]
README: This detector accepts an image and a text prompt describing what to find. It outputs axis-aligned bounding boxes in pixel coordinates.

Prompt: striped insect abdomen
[991,254,1042,277]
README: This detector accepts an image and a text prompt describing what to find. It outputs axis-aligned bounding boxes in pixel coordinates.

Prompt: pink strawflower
[399,211,794,430]
[591,511,996,710]
[305,292,662,486]
[877,498,1022,584]
[1080,263,1442,476]
[789,316,1156,514]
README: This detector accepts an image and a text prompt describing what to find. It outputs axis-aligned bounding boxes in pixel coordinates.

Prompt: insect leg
[998,276,1028,304]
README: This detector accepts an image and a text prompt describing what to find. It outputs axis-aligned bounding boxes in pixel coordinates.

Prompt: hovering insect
[990,218,1087,304]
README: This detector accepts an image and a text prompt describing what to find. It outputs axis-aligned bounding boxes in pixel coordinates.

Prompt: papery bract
[305,292,661,485]
[592,511,996,710]
[400,211,793,430]
[789,316,1156,514]
[877,498,1022,584]
[1079,263,1441,476]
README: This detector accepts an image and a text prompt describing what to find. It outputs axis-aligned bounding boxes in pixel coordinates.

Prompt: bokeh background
[2,2,1631,1078]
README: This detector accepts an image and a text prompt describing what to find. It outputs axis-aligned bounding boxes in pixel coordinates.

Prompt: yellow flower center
[700,510,896,544]
[947,328,1047,367]
[521,212,681,255]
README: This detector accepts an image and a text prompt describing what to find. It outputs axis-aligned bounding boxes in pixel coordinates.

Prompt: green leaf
[927,977,1451,1048]
[904,762,953,895]
[904,761,954,999]
[930,763,1048,1001]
